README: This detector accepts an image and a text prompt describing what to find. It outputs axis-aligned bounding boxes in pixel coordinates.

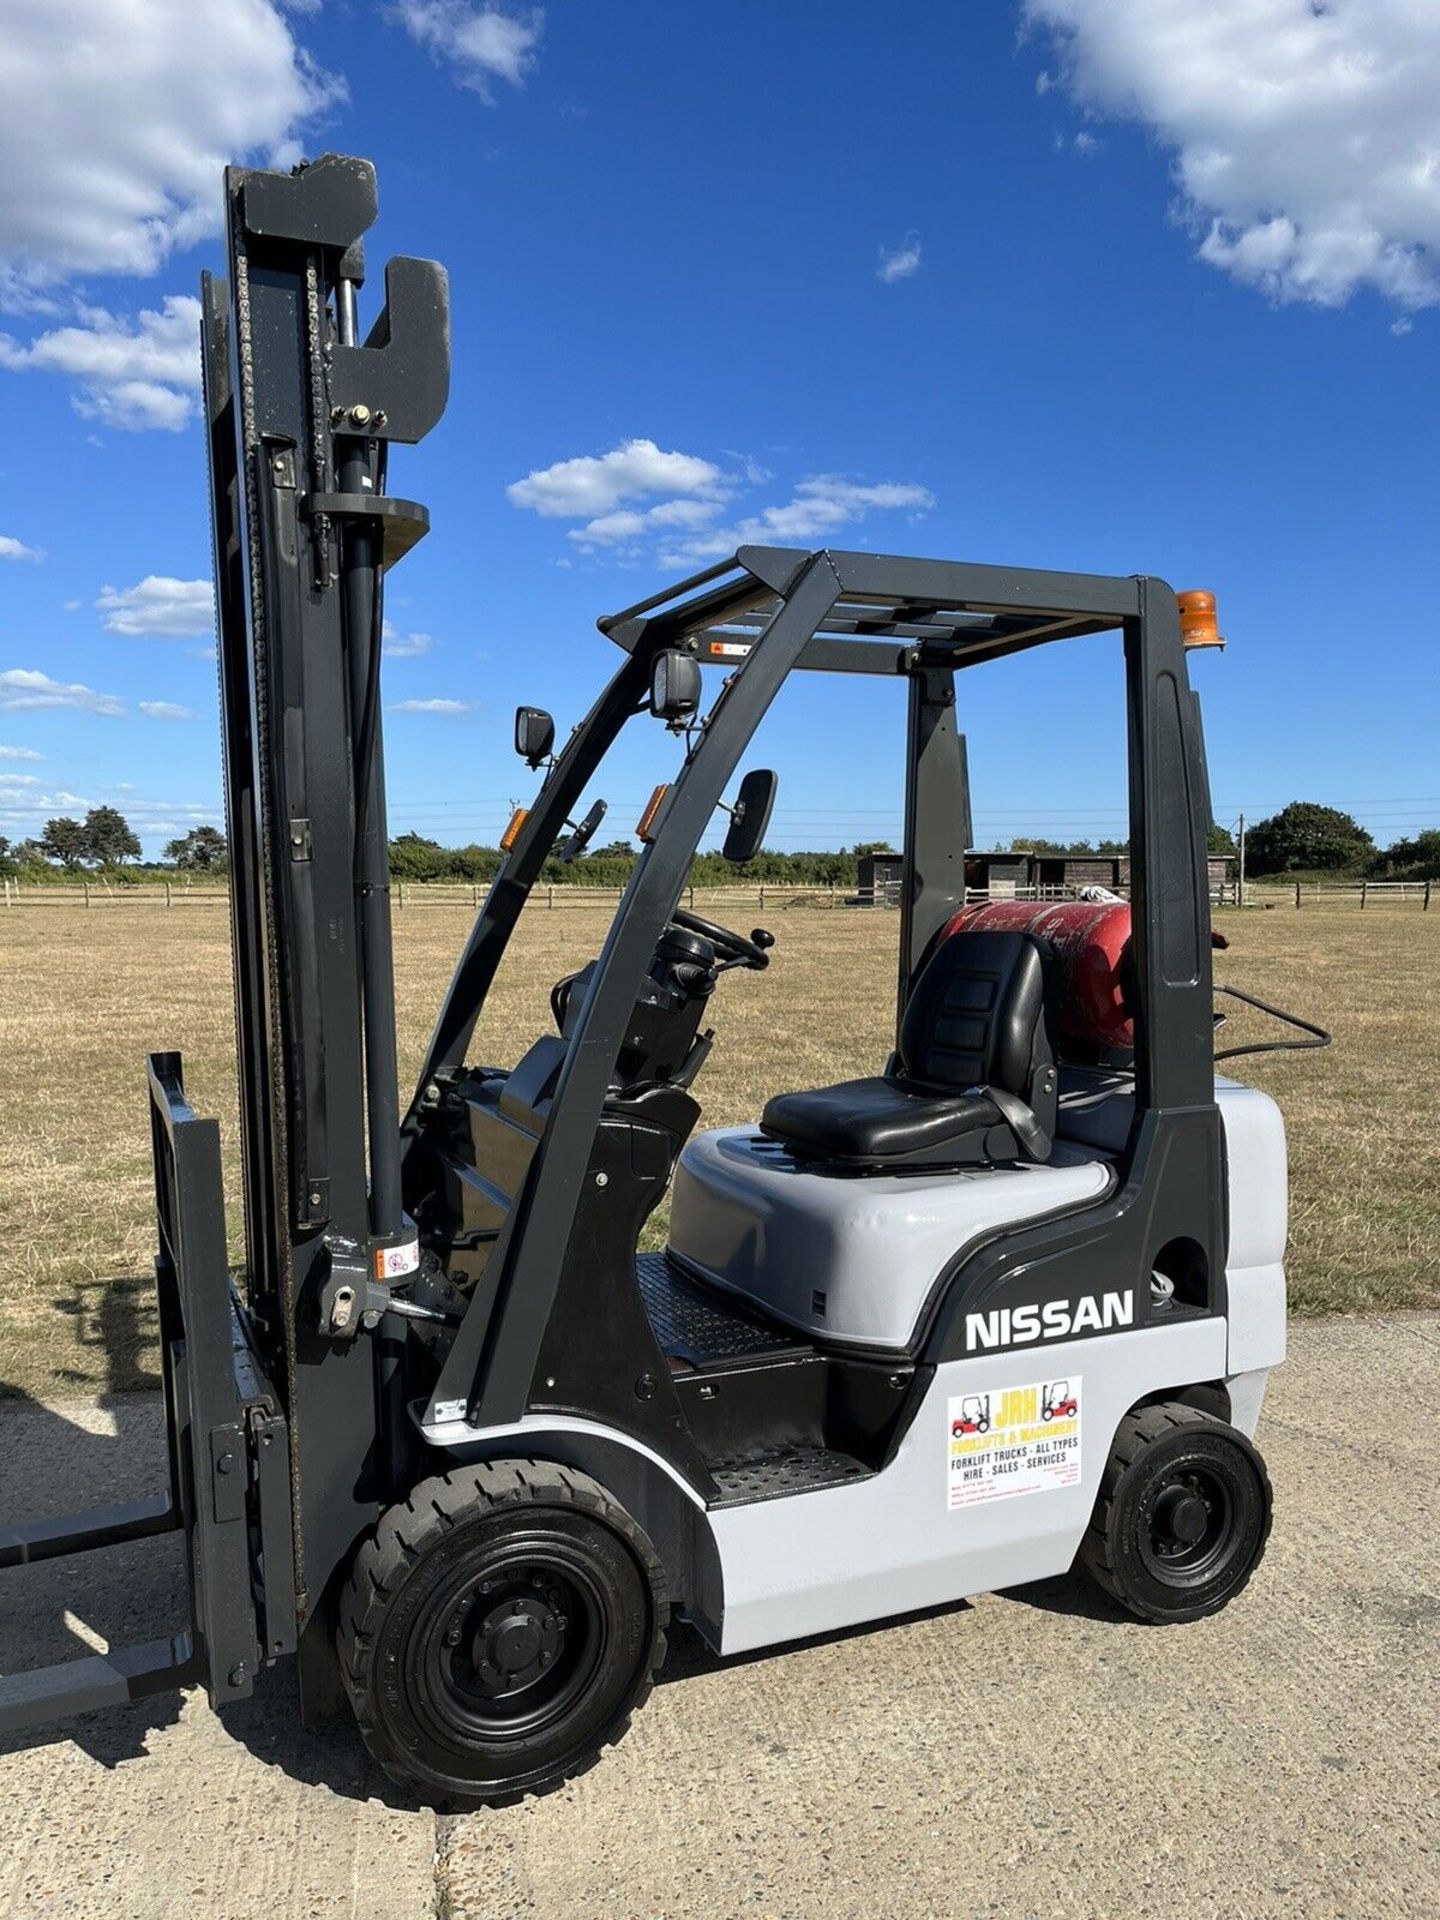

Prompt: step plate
[710,1444,871,1506]
[635,1253,808,1369]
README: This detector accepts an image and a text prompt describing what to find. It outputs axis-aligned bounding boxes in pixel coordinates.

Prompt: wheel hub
[1146,1470,1227,1569]
[457,1579,570,1699]
[1158,1489,1209,1545]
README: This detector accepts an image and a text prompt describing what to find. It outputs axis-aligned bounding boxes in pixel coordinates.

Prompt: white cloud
[0,0,341,300]
[0,771,42,789]
[877,234,922,283]
[0,297,203,431]
[661,477,935,565]
[139,701,196,720]
[382,621,436,659]
[394,2,543,94]
[512,439,934,569]
[570,498,723,548]
[0,744,43,761]
[390,696,473,714]
[1025,0,1440,310]
[0,668,125,716]
[507,439,725,518]
[0,780,224,840]
[96,575,215,637]
[0,534,43,562]
[0,779,97,832]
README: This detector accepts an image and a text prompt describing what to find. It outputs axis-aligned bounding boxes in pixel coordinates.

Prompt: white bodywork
[1214,1075,1288,1380]
[670,1129,1115,1349]
[672,1073,1289,1378]
[442,1072,1289,1659]
[673,1070,1289,1652]
[712,1317,1228,1652]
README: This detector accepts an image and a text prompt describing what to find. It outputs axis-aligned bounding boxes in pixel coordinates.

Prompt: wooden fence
[1,878,889,912]
[1,879,231,908]
[3,875,1432,913]
[1218,878,1433,911]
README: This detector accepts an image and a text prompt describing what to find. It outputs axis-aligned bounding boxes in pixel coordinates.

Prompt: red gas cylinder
[942,898,1135,1051]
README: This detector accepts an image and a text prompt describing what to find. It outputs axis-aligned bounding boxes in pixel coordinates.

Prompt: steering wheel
[669,906,774,971]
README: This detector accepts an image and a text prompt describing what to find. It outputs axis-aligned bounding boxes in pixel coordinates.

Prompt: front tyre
[1079,1403,1273,1624]
[339,1460,668,1807]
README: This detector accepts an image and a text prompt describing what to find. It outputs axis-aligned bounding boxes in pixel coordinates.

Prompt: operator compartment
[414,920,725,1291]
[670,912,1129,1350]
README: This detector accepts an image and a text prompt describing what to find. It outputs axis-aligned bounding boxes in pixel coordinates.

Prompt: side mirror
[515,705,555,768]
[722,769,777,864]
[650,649,702,725]
[558,798,607,863]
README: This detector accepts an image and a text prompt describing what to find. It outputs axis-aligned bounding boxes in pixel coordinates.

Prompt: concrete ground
[2,1313,1436,1920]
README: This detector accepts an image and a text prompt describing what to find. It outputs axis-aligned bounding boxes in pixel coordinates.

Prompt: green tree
[1008,836,1111,855]
[40,816,87,868]
[387,832,447,881]
[1373,827,1440,881]
[82,805,142,866]
[1245,803,1374,876]
[849,840,895,858]
[0,835,10,875]
[165,825,228,872]
[1207,822,1237,856]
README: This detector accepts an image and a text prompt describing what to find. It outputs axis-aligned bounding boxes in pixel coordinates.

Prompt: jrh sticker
[946,1376,1082,1509]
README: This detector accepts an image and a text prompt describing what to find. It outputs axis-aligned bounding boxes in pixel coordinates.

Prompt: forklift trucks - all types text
[0,154,1328,1807]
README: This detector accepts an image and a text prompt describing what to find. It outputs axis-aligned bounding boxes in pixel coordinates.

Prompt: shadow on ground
[0,1274,161,1403]
[1,1277,178,1768]
[2,1279,1113,1807]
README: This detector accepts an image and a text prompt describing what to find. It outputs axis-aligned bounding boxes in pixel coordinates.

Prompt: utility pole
[1237,813,1246,909]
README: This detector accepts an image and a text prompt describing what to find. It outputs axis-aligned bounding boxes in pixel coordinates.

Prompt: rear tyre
[1079,1402,1272,1624]
[338,1459,668,1808]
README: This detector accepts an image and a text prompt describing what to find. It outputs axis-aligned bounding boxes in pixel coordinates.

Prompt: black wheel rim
[416,1540,608,1744]
[1138,1464,1236,1584]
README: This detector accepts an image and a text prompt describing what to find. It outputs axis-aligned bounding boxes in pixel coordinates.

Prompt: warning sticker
[946,1377,1082,1509]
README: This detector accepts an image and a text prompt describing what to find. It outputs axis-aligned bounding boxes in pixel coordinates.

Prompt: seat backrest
[898,929,1048,1095]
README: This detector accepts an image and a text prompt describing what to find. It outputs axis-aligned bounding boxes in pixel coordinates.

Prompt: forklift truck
[0,152,1320,1807]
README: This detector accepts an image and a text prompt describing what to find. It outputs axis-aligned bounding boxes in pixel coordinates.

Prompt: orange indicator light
[636,784,669,842]
[500,807,529,851]
[1177,589,1225,650]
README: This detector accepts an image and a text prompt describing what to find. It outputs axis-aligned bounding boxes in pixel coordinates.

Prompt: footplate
[636,1254,809,1369]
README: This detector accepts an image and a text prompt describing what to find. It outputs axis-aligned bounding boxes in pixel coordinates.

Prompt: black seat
[760,929,1058,1171]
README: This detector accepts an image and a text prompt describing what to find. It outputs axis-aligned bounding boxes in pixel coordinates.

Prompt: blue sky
[2,0,1437,857]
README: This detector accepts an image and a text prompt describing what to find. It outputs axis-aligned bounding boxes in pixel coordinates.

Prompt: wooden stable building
[963,850,1230,898]
[965,850,1130,895]
[854,849,1230,905]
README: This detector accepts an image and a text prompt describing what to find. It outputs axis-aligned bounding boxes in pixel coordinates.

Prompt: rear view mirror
[558,798,607,863]
[650,649,702,725]
[722,769,777,864]
[515,705,555,768]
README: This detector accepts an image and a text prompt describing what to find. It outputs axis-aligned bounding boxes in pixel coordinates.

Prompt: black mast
[203,154,449,1711]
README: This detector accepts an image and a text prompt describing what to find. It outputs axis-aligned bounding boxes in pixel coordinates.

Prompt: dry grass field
[1,898,1436,1399]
